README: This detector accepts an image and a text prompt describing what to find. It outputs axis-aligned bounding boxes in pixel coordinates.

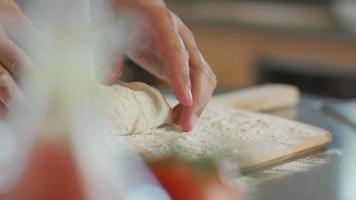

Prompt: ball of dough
[94,82,171,135]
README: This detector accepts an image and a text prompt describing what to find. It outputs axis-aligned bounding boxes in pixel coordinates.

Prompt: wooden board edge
[212,84,300,112]
[239,130,332,174]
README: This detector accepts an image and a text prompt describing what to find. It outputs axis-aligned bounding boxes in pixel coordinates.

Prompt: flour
[231,148,342,198]
[113,103,331,172]
[252,148,342,181]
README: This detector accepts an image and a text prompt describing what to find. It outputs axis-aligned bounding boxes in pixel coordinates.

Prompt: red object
[0,139,86,200]
[148,158,242,200]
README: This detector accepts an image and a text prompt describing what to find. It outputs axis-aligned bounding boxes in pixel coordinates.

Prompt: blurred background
[124,0,356,99]
[5,1,354,199]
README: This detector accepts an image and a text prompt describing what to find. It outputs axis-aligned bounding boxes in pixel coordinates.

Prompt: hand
[0,0,32,119]
[113,0,217,131]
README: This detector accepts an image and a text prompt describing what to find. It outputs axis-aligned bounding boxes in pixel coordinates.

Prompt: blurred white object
[0,0,170,199]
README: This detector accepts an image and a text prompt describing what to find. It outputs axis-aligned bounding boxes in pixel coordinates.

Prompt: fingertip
[181,115,197,132]
[176,108,198,132]
[171,104,194,132]
[181,123,193,132]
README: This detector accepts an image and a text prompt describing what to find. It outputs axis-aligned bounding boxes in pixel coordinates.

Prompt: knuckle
[162,43,188,61]
[191,44,200,53]
[204,62,216,83]
[210,71,217,88]
[0,69,11,100]
[187,29,194,37]
[178,18,196,42]
[184,27,195,40]
[0,42,18,72]
[0,67,10,85]
[180,46,190,59]
[194,66,217,89]
[160,8,174,20]
[157,8,178,28]
[168,37,189,57]
[4,53,17,72]
[201,66,218,88]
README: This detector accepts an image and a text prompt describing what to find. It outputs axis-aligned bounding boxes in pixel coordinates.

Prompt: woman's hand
[0,0,31,118]
[113,0,217,131]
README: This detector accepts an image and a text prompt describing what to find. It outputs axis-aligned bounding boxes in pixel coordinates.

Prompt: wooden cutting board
[116,103,332,173]
[211,84,300,112]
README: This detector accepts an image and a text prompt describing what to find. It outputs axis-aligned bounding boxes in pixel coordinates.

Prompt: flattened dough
[94,82,171,135]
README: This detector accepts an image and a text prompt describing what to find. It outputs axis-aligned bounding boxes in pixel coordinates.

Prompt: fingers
[0,0,31,26]
[118,3,214,131]
[0,28,32,81]
[0,0,34,47]
[0,31,20,76]
[0,63,22,112]
[173,65,216,131]
[0,1,31,119]
[0,64,14,106]
[172,20,217,132]
[0,0,21,19]
[0,0,37,80]
[148,8,192,106]
[127,49,169,81]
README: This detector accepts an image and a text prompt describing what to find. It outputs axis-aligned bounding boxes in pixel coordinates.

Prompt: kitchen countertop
[237,95,356,200]
[167,1,356,40]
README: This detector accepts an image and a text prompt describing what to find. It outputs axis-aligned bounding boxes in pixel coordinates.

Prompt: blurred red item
[0,139,86,200]
[148,158,242,200]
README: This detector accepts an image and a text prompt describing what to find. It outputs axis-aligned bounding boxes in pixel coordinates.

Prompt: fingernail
[186,87,193,106]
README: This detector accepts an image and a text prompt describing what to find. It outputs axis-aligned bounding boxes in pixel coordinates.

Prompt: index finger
[148,8,193,106]
[172,20,217,131]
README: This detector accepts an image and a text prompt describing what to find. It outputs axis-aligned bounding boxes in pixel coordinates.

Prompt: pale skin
[0,0,217,131]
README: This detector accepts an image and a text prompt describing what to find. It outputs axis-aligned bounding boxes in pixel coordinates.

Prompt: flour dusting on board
[113,104,331,172]
[252,148,342,180]
[229,148,342,198]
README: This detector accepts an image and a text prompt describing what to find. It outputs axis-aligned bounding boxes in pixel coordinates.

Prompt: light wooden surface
[239,125,331,173]
[212,84,300,112]
[117,102,332,174]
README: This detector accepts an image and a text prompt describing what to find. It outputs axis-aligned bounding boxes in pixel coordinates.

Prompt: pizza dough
[94,82,171,135]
